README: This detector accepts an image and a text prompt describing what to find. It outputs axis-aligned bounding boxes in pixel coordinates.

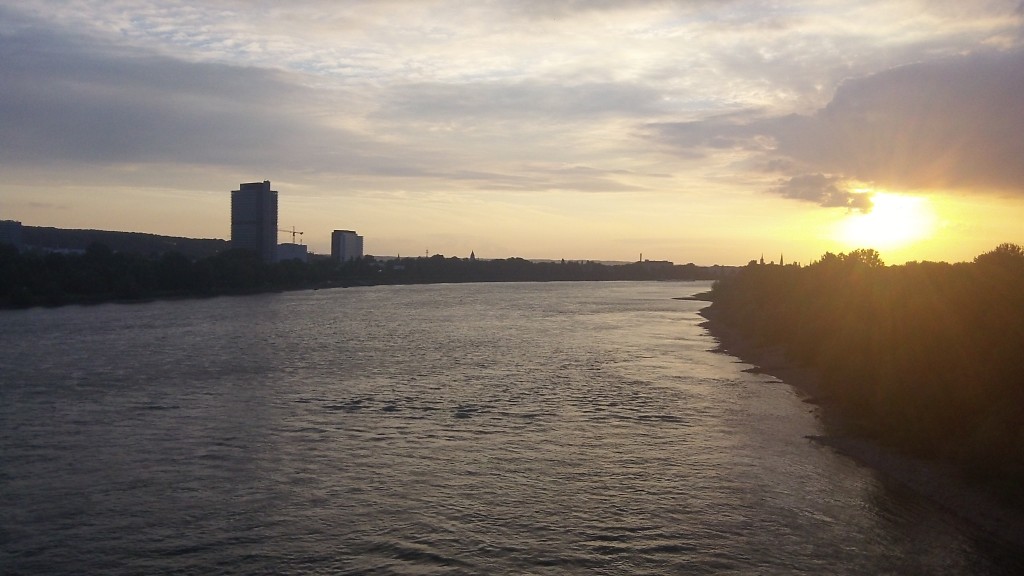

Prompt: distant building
[231,181,278,262]
[331,229,364,262]
[276,242,308,263]
[0,220,23,251]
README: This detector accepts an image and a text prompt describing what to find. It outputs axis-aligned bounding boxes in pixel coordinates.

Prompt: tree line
[0,244,725,308]
[21,226,230,260]
[706,244,1024,493]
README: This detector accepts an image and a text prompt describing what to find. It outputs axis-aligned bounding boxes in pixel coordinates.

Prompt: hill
[22,226,229,260]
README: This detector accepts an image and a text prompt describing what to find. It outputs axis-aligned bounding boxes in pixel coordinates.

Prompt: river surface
[1,281,1022,575]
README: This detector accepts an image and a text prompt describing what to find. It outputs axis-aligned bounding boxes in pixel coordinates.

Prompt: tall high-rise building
[331,230,364,262]
[231,181,278,262]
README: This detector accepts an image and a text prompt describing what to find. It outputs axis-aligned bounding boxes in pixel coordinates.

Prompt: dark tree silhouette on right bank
[707,244,1024,497]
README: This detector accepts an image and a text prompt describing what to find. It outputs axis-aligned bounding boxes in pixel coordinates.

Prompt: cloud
[0,4,677,197]
[382,80,667,121]
[650,49,1024,205]
[0,7,404,174]
[503,0,689,19]
[770,174,873,212]
[5,1,1024,207]
[646,110,774,152]
[773,50,1024,193]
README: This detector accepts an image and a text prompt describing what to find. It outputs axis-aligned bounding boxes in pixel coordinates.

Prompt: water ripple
[2,282,1022,575]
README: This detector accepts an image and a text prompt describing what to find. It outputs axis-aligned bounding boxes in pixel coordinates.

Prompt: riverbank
[697,300,1024,548]
[1,245,729,309]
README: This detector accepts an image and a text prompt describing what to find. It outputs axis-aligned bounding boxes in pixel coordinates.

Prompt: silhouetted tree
[974,242,1024,270]
[157,251,193,292]
[707,245,1024,491]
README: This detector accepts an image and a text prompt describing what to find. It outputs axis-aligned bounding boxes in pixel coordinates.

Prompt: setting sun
[837,192,937,251]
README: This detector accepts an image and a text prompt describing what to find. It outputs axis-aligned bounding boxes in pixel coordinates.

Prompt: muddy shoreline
[696,299,1024,548]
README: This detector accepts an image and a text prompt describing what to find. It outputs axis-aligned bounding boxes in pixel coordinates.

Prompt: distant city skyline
[2,2,1023,265]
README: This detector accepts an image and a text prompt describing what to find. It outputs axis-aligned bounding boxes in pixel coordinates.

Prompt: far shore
[696,299,1024,548]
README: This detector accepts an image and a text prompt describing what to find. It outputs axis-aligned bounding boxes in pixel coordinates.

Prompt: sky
[2,1,1023,265]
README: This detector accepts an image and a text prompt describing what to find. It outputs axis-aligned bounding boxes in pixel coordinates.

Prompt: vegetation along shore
[700,244,1024,517]
[0,242,727,309]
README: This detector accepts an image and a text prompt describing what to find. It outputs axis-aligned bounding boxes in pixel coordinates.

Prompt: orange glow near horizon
[836,192,937,254]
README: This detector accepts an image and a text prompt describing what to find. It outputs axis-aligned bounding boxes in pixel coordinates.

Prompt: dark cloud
[0,8,391,174]
[774,50,1024,193]
[770,174,873,212]
[646,110,774,151]
[650,50,1024,204]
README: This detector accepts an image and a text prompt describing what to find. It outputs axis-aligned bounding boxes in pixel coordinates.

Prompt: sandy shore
[697,301,1024,548]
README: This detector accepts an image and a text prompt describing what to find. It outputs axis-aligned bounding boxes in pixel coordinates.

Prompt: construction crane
[278,226,304,244]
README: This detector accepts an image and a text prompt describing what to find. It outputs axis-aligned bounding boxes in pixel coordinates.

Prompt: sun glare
[837,192,936,251]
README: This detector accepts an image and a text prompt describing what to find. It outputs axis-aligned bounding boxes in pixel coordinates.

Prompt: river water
[1,281,1021,575]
